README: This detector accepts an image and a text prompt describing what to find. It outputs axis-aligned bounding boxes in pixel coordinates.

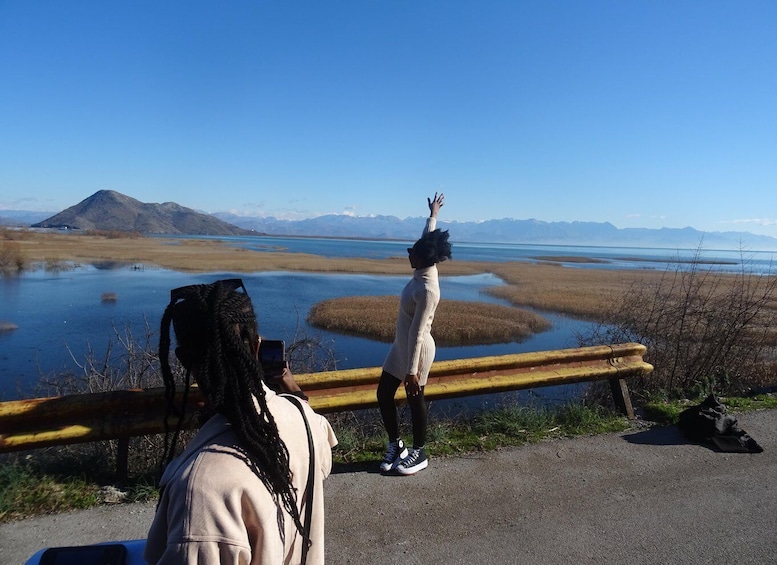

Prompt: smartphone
[259,339,286,376]
[39,544,127,565]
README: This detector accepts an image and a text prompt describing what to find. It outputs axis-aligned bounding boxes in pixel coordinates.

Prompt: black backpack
[677,394,763,453]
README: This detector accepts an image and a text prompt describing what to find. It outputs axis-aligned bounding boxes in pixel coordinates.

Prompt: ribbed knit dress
[381,217,441,386]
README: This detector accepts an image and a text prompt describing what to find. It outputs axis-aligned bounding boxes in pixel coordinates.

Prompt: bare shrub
[36,318,164,396]
[580,247,777,400]
[28,314,338,481]
[0,240,25,273]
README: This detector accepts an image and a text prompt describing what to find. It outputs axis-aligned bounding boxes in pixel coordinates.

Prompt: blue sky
[1,1,776,236]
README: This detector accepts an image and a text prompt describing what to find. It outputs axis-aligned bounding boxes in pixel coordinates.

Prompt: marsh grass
[0,238,25,273]
[530,256,609,264]
[9,230,483,275]
[307,296,552,345]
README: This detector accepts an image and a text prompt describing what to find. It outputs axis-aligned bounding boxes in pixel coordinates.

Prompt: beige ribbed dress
[381,217,441,386]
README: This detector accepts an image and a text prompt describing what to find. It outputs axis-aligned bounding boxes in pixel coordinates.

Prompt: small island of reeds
[308,296,552,346]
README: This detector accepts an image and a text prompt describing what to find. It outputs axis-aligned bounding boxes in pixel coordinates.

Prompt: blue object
[25,540,146,565]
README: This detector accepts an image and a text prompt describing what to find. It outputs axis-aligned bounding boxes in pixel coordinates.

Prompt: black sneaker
[396,447,428,475]
[380,439,408,472]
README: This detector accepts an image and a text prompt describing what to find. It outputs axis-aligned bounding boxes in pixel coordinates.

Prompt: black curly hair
[158,279,306,544]
[409,228,452,267]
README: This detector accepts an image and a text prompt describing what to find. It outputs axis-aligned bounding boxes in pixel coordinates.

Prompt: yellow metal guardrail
[0,343,651,456]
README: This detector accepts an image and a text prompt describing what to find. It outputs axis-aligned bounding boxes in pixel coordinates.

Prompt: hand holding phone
[258,339,286,379]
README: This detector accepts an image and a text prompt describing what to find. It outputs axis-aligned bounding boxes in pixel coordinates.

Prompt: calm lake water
[172,234,777,274]
[2,236,774,405]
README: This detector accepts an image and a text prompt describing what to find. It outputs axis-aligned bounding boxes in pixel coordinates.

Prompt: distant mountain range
[213,212,777,251]
[3,190,777,251]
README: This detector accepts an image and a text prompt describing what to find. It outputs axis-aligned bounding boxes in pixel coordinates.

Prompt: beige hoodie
[145,386,338,565]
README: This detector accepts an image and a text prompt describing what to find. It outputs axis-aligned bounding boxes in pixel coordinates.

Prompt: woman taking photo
[145,279,337,565]
[377,193,452,475]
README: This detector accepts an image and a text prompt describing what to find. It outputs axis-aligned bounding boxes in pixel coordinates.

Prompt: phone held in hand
[259,339,286,377]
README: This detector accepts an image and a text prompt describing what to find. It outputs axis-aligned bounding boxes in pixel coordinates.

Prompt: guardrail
[0,343,651,478]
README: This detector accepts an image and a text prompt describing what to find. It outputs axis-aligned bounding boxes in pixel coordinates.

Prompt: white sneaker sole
[397,457,428,475]
[379,448,408,472]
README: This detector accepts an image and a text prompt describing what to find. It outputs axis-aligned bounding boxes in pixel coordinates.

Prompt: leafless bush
[30,314,338,480]
[0,240,25,273]
[36,318,164,396]
[580,246,777,400]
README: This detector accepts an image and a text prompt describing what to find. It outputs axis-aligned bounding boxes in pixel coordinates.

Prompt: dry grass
[308,296,552,346]
[10,230,777,328]
[9,230,481,275]
[530,256,609,264]
[484,262,657,319]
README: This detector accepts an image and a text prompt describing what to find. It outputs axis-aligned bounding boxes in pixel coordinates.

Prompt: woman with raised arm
[145,279,337,565]
[377,193,452,475]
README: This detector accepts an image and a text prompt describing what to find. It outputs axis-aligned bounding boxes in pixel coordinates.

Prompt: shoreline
[4,230,764,324]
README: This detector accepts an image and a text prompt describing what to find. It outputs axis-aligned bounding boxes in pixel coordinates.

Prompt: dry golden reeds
[308,296,551,346]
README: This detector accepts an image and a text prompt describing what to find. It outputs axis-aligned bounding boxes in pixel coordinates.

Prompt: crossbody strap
[281,394,315,565]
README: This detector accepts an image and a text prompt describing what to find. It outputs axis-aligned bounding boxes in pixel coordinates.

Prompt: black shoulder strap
[281,394,315,565]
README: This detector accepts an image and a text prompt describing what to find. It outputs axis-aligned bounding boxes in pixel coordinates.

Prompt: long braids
[159,280,306,541]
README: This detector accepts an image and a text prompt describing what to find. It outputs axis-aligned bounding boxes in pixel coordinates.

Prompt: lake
[2,236,773,405]
[170,233,777,274]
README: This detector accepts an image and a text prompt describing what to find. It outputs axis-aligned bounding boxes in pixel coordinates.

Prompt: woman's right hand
[428,192,445,218]
[404,373,421,397]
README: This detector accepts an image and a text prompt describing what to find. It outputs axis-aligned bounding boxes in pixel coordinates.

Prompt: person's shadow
[623,424,762,453]
[331,461,383,475]
[622,424,691,447]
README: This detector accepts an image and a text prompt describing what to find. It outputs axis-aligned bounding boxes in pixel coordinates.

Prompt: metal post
[609,377,635,419]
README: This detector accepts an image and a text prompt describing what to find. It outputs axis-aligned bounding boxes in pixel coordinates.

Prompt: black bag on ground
[677,394,763,453]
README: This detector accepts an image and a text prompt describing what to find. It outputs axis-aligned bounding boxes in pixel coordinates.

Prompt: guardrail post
[609,378,635,419]
[116,437,129,484]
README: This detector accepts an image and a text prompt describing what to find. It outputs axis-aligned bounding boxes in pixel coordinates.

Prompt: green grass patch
[0,462,100,522]
[329,402,632,465]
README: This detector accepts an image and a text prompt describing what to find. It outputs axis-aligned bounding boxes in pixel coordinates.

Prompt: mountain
[0,210,55,227]
[8,190,777,250]
[214,212,777,251]
[31,190,251,236]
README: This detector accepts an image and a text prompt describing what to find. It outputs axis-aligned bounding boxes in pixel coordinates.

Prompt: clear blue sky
[1,1,776,236]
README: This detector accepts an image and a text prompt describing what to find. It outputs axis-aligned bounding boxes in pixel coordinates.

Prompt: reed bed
[308,296,552,346]
[485,262,653,320]
[6,229,482,275]
[10,230,775,326]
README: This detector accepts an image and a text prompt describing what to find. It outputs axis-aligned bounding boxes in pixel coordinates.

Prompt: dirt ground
[3,409,775,565]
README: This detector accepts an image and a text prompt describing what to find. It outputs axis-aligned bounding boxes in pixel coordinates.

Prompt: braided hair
[158,279,306,542]
[409,228,452,267]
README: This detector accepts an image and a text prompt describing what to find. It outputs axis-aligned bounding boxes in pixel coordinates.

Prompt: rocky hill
[32,190,251,236]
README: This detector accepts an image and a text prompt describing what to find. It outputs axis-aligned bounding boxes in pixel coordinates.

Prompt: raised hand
[428,192,445,218]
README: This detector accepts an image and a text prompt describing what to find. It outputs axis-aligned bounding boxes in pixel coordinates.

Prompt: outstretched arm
[428,192,444,219]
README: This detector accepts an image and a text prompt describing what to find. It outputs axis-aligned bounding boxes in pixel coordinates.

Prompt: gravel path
[3,409,775,564]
